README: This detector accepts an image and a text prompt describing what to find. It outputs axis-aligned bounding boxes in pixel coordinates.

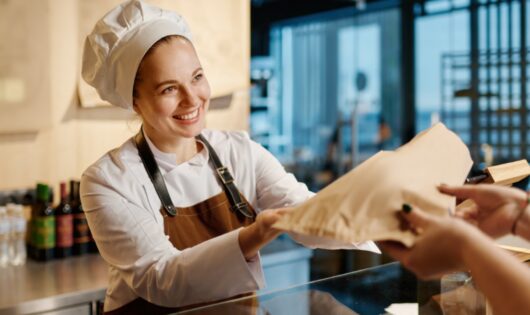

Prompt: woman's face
[133,37,210,140]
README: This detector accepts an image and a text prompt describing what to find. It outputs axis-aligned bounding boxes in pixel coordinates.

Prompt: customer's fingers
[455,202,479,221]
[401,204,436,229]
[438,184,478,200]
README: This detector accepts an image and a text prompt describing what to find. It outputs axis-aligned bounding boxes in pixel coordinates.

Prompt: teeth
[175,109,199,121]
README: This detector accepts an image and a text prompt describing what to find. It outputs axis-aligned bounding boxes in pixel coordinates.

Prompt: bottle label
[31,216,55,249]
[56,214,73,247]
[73,213,90,244]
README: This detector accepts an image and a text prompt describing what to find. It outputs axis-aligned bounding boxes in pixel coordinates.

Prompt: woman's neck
[142,127,200,164]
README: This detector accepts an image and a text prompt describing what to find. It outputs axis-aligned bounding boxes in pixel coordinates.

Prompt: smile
[174,108,199,121]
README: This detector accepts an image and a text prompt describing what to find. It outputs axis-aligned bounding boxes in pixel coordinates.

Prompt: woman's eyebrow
[155,67,202,89]
[154,80,179,90]
[154,68,203,89]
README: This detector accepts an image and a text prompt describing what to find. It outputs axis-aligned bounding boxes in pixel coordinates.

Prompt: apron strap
[134,128,254,219]
[196,134,255,219]
[135,129,177,216]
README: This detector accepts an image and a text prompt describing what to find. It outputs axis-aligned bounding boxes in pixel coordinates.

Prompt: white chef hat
[81,0,192,110]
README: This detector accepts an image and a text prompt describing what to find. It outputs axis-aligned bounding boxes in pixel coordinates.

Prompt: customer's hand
[439,184,527,238]
[238,208,290,260]
[379,206,480,280]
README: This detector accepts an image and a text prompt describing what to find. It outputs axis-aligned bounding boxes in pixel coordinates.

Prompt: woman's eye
[162,86,176,94]
[193,74,203,82]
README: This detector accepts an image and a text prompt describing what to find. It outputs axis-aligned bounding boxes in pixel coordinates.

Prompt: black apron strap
[196,134,255,219]
[135,129,177,216]
[134,128,254,219]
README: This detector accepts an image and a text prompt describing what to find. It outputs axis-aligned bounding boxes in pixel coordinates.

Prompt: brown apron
[104,130,259,315]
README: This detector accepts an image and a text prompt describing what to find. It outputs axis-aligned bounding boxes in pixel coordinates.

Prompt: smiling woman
[79,1,377,314]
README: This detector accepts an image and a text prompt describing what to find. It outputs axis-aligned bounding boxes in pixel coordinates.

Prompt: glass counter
[175,262,488,315]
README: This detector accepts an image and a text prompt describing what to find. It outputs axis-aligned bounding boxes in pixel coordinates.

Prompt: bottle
[0,206,9,267]
[7,204,27,266]
[30,183,55,261]
[71,180,89,255]
[55,182,73,258]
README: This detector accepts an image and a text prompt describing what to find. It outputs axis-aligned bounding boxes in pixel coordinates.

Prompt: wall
[0,0,250,193]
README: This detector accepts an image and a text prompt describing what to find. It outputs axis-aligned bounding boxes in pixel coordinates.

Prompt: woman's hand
[379,206,481,280]
[238,208,290,260]
[439,184,527,238]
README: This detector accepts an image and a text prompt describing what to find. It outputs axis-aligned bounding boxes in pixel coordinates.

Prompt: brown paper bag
[274,123,473,247]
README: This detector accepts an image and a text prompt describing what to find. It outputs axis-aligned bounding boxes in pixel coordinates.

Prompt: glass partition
[174,263,487,315]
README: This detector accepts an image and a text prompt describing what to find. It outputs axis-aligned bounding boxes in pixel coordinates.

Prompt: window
[252,7,402,189]
[417,0,530,167]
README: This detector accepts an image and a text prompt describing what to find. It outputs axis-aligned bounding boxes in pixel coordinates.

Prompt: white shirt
[80,129,378,311]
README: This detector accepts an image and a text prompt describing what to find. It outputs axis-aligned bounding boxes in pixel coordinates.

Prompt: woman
[80,1,377,314]
[380,184,530,315]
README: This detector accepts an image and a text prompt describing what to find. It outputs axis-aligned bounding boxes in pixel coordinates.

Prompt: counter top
[0,254,107,314]
[1,249,484,315]
[0,239,312,315]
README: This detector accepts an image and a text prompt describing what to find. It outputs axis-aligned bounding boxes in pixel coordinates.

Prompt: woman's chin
[174,122,204,138]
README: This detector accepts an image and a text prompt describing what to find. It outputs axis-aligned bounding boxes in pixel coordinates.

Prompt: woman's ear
[132,100,141,115]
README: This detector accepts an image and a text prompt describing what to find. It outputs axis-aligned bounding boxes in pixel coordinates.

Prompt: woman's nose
[179,86,199,108]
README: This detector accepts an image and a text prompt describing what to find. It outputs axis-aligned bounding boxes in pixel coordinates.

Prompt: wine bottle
[71,180,89,255]
[30,183,55,261]
[55,182,73,258]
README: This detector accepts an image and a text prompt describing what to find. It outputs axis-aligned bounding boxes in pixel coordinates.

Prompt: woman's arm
[380,206,530,315]
[460,230,530,315]
[81,165,265,307]
[250,139,314,209]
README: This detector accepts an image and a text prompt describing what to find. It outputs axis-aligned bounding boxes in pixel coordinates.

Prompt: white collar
[143,132,208,171]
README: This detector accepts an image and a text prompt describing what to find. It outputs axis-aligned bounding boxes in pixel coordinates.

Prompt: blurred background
[251,0,530,189]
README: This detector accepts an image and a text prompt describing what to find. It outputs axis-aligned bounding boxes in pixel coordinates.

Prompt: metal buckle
[163,205,177,217]
[233,202,254,219]
[216,167,234,184]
